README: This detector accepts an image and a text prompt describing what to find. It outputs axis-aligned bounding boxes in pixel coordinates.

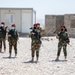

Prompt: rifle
[53,31,56,34]
[41,43,50,51]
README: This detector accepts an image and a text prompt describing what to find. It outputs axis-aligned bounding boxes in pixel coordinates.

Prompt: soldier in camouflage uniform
[30,23,43,62]
[8,24,19,58]
[0,26,3,52]
[0,22,8,52]
[55,25,70,61]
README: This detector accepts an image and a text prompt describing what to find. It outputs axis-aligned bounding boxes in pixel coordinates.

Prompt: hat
[11,24,16,27]
[36,23,40,25]
[61,25,65,28]
[34,23,37,27]
[1,22,5,25]
[34,23,40,27]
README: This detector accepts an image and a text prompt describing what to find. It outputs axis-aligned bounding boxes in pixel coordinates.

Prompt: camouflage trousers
[57,41,67,57]
[0,37,6,52]
[0,37,2,48]
[31,40,41,58]
[9,40,17,55]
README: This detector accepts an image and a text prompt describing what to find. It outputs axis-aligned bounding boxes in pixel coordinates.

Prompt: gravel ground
[0,37,75,75]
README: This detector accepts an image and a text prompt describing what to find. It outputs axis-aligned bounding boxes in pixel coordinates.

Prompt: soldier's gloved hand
[31,32,35,35]
[8,35,11,37]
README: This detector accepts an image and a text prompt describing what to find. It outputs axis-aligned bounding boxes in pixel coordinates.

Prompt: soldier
[8,24,19,58]
[55,25,70,61]
[30,23,43,62]
[0,22,7,52]
[0,26,3,52]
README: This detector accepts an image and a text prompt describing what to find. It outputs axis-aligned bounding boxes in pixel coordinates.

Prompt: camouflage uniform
[0,27,3,52]
[0,22,7,52]
[8,24,18,57]
[56,25,70,60]
[30,23,42,62]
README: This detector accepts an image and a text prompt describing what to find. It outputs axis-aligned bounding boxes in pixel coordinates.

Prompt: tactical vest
[58,31,69,43]
[0,27,4,38]
[0,26,7,38]
[8,29,18,42]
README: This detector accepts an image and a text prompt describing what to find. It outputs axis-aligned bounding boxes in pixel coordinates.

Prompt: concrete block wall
[45,14,75,37]
[45,15,64,35]
[45,15,56,35]
[64,14,75,37]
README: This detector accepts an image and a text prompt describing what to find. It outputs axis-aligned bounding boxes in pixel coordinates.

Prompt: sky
[0,0,75,25]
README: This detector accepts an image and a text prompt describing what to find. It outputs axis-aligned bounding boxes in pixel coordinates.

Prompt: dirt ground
[0,37,75,75]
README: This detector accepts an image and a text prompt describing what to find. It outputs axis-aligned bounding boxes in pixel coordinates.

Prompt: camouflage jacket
[0,27,3,38]
[0,26,7,38]
[58,31,70,43]
[30,28,42,44]
[36,27,42,37]
[8,29,19,42]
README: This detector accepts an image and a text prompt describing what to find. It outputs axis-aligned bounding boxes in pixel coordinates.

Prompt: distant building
[45,14,75,37]
[0,8,36,33]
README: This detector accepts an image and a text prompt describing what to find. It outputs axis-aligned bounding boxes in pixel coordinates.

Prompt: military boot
[15,53,17,57]
[36,57,38,62]
[9,53,11,58]
[31,57,34,62]
[55,56,59,61]
[4,48,6,52]
[64,56,67,61]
